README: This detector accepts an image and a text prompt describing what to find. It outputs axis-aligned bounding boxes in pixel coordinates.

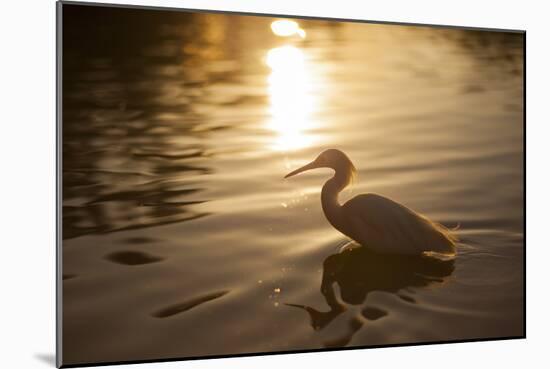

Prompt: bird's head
[284,149,357,183]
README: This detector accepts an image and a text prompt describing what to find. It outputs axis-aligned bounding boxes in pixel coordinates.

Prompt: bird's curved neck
[321,171,349,232]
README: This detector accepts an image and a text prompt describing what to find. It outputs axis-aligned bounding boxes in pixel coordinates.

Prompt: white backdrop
[0,0,547,368]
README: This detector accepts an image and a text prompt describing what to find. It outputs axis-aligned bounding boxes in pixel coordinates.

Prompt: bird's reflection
[286,246,455,345]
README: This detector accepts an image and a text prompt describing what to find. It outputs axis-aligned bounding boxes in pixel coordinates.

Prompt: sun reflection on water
[270,20,306,38]
[265,45,318,151]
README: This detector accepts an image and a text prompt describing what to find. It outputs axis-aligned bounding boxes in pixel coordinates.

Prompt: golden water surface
[61,5,524,365]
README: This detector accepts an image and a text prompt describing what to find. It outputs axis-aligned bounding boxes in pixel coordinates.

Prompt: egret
[284,149,457,255]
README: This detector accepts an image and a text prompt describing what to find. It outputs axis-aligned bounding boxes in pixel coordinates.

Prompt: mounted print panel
[57,1,525,367]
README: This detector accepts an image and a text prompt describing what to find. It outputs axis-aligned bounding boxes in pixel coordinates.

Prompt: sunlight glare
[265,46,317,151]
[270,20,306,38]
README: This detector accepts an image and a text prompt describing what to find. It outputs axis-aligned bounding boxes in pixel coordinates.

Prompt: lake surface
[61,4,524,365]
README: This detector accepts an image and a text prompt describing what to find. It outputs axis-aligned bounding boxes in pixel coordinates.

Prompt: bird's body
[285,149,456,256]
[339,193,455,255]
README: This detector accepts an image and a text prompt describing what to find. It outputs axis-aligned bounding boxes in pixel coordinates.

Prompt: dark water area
[61,4,524,366]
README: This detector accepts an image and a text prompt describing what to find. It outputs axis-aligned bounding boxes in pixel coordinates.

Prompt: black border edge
[523,30,526,339]
[55,1,527,368]
[56,1,63,368]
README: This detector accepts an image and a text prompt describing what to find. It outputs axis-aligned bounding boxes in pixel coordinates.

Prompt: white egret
[285,149,457,255]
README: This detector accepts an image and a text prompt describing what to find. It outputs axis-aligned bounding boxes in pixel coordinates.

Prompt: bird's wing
[342,193,434,254]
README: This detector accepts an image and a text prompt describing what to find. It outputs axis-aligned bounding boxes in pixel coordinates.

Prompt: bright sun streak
[265,45,316,151]
[270,20,306,38]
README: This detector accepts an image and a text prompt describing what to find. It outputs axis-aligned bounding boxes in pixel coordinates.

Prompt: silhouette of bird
[285,149,457,255]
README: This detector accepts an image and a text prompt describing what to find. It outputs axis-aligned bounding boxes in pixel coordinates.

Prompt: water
[61,5,524,365]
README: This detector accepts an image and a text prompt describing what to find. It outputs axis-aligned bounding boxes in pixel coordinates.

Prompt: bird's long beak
[284,160,320,179]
